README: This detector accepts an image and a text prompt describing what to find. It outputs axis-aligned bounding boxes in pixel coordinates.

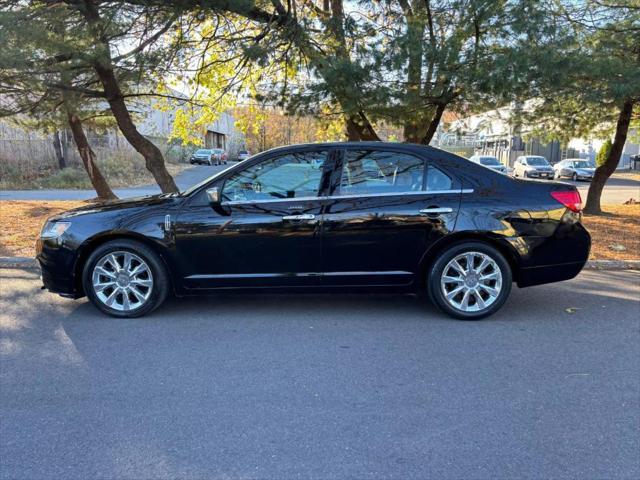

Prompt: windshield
[239,150,248,154]
[574,161,593,169]
[212,149,224,153]
[195,149,210,155]
[526,156,548,166]
[479,157,501,166]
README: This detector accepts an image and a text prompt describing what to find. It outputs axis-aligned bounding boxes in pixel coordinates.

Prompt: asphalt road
[1,165,638,203]
[1,268,639,479]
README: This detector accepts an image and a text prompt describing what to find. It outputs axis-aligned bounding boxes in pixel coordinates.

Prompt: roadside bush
[596,139,612,167]
[40,168,91,189]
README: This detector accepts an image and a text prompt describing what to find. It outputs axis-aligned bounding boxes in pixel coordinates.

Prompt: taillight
[551,190,582,213]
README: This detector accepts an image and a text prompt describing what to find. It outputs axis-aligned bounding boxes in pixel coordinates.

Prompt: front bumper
[527,170,554,178]
[36,238,82,298]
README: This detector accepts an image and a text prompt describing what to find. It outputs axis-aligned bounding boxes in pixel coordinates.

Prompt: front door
[174,149,333,289]
[321,148,461,287]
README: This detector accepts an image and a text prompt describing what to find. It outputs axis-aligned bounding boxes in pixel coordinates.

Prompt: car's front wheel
[428,242,512,320]
[572,172,578,181]
[82,239,169,318]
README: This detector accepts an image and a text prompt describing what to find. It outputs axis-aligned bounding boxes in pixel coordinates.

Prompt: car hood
[51,194,179,220]
[529,165,553,170]
[575,168,595,174]
[486,164,506,170]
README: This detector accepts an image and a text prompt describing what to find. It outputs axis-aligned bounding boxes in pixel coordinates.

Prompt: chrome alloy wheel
[91,251,153,312]
[440,251,503,313]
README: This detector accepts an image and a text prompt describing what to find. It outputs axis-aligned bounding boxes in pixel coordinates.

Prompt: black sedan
[37,142,590,320]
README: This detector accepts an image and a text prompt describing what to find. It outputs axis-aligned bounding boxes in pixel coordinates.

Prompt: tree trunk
[61,130,70,164]
[346,113,381,141]
[66,112,118,201]
[420,103,446,145]
[79,0,178,193]
[584,98,634,214]
[93,64,178,193]
[52,131,66,169]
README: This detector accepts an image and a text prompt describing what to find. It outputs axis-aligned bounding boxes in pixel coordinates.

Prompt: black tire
[427,241,512,320]
[82,239,170,318]
[572,172,578,182]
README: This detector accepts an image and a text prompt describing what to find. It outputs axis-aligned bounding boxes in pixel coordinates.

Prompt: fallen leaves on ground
[582,204,640,260]
[0,200,85,257]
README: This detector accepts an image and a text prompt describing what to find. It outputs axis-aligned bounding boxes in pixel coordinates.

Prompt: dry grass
[0,200,86,257]
[0,201,638,260]
[582,204,640,260]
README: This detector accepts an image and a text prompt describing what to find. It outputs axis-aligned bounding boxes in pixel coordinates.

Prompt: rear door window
[337,150,425,196]
[425,165,453,191]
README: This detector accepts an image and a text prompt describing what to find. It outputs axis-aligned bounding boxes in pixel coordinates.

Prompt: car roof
[258,141,454,156]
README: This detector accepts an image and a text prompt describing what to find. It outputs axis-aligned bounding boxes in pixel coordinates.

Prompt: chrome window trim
[326,189,473,200]
[220,189,474,206]
[221,195,322,206]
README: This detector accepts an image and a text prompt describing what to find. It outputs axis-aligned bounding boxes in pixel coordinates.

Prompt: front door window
[222,151,328,202]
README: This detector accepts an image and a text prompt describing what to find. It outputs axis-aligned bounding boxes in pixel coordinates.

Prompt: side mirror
[206,187,221,205]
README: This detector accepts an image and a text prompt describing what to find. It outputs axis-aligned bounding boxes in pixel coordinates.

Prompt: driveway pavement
[567,175,640,204]
[1,268,638,479]
[1,166,638,203]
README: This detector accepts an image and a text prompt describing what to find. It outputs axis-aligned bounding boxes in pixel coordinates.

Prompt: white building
[445,102,639,169]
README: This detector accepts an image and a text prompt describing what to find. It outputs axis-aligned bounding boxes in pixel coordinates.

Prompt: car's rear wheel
[428,242,512,320]
[82,239,169,318]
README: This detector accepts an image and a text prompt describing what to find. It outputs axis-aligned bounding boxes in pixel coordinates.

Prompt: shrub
[40,168,91,189]
[596,139,612,168]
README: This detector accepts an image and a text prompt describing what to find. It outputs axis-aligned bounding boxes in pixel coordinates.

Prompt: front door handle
[282,214,316,221]
[419,207,453,215]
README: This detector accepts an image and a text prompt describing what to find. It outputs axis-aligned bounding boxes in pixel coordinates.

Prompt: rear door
[320,147,461,287]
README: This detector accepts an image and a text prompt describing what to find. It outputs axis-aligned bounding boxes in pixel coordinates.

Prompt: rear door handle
[282,214,316,221]
[419,207,453,215]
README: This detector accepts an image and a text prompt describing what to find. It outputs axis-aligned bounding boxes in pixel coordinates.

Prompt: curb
[583,260,640,270]
[0,257,40,269]
[1,257,639,271]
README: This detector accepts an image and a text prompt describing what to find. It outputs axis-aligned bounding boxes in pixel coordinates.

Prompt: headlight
[41,221,71,239]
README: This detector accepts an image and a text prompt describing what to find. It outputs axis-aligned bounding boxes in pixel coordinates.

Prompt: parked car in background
[210,148,228,165]
[468,154,507,174]
[513,155,554,179]
[553,159,595,181]
[189,149,215,166]
[237,150,251,161]
[190,149,228,166]
[37,142,590,321]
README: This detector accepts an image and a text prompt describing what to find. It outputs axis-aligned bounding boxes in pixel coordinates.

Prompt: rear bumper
[514,220,591,287]
[517,260,585,287]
